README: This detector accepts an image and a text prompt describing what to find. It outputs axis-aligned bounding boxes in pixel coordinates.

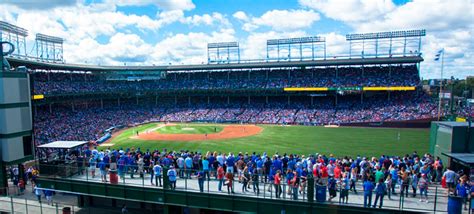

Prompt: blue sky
[0,0,472,79]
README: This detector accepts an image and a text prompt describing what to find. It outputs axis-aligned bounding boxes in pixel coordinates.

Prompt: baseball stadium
[0,2,473,213]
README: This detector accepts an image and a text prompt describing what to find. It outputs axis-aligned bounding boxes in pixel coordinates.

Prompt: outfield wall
[339,118,435,128]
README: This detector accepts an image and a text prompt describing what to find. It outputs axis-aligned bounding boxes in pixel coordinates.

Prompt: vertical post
[238,46,240,63]
[433,186,438,212]
[25,198,28,214]
[403,36,407,56]
[324,41,326,60]
[375,38,378,57]
[437,50,444,121]
[207,46,210,64]
[277,43,280,62]
[389,37,392,57]
[10,196,14,213]
[312,40,315,60]
[300,42,302,61]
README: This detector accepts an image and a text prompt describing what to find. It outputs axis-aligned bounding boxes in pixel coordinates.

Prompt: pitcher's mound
[134,124,262,141]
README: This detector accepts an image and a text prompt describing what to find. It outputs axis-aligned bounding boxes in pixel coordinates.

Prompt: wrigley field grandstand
[0,1,473,213]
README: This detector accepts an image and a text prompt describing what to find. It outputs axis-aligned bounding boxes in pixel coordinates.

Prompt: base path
[134,124,263,141]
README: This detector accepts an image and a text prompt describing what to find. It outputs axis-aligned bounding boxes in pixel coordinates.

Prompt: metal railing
[30,163,467,213]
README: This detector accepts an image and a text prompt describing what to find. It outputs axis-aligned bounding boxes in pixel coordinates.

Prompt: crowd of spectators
[32,66,420,95]
[36,146,473,210]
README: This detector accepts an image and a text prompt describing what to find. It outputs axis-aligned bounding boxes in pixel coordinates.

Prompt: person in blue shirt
[328,177,337,202]
[167,165,177,190]
[373,178,387,208]
[456,179,468,210]
[339,173,350,204]
[363,178,375,208]
[197,170,205,192]
[202,157,210,181]
[226,154,235,174]
[185,156,193,179]
[98,160,107,182]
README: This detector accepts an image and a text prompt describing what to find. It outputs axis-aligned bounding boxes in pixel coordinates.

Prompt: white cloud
[65,33,153,65]
[183,12,231,27]
[108,0,195,11]
[233,11,249,21]
[299,0,396,23]
[241,9,320,32]
[151,28,237,64]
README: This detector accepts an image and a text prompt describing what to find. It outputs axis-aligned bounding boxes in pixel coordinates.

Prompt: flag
[434,49,444,61]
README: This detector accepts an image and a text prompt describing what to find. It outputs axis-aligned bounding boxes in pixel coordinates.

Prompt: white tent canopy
[37,141,88,149]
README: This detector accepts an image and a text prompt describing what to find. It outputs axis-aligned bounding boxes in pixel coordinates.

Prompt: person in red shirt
[320,164,329,186]
[217,165,225,192]
[334,165,341,181]
[274,170,282,198]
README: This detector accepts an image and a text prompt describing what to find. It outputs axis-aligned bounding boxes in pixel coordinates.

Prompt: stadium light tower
[346,29,426,58]
[35,33,64,62]
[0,21,28,58]
[207,42,240,64]
[266,36,326,62]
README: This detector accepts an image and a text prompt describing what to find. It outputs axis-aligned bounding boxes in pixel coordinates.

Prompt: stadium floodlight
[0,21,28,37]
[0,21,28,57]
[266,36,326,61]
[35,33,64,62]
[207,41,240,64]
[345,29,426,58]
[267,36,325,45]
[208,42,239,48]
[36,33,64,44]
[346,29,426,41]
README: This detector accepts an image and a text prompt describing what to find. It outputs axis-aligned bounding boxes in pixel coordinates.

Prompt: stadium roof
[37,141,87,149]
[6,56,423,72]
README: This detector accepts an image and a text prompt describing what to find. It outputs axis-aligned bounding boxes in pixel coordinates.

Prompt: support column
[266,96,268,104]
[188,96,191,106]
[311,96,314,106]
[248,71,250,80]
[155,96,158,106]
[335,95,338,106]
[288,70,290,79]
[288,96,290,105]
[71,102,75,111]
[85,101,88,109]
[207,96,210,105]
[388,92,391,101]
[227,96,230,105]
[49,103,52,114]
[101,99,103,109]
[136,96,139,105]
[266,70,268,79]
[227,71,230,81]
[118,98,120,106]
[248,96,250,105]
[175,96,178,105]
[361,92,363,104]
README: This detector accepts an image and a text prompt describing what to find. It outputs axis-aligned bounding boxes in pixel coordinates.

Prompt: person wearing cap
[167,165,177,190]
[418,173,429,202]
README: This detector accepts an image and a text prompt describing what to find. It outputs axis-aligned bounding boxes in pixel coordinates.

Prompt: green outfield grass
[157,124,223,134]
[103,123,429,158]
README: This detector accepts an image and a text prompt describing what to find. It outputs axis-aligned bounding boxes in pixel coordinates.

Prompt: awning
[442,153,474,167]
[37,141,88,149]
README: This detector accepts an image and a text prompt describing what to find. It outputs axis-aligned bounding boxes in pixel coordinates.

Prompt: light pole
[437,49,445,121]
